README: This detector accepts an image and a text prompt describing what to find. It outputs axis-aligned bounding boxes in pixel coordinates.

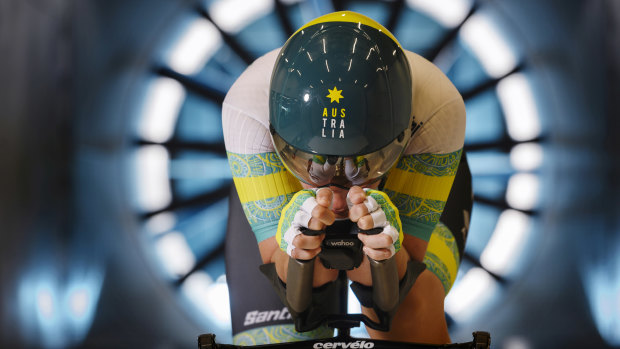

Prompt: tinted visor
[272,132,406,188]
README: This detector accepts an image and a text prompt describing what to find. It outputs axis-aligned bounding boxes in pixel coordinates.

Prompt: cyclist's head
[269,11,415,188]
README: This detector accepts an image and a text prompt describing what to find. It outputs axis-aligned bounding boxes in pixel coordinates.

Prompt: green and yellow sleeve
[227,151,302,243]
[382,149,462,242]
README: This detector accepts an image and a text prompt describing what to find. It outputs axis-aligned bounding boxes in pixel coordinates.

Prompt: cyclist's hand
[348,186,403,261]
[276,188,335,260]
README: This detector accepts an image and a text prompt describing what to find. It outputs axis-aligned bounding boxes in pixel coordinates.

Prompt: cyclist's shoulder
[237,48,281,84]
[223,49,281,121]
[403,49,458,95]
[403,50,441,76]
[225,49,280,98]
[403,49,465,154]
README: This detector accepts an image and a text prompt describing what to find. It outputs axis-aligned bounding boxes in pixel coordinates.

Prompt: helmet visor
[272,132,406,188]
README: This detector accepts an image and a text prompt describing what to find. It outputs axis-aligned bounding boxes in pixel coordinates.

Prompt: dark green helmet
[269,11,414,187]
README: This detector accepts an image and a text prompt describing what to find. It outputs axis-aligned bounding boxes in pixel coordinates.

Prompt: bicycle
[198,220,491,349]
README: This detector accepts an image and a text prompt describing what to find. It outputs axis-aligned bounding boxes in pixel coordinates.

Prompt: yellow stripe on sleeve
[426,228,459,291]
[383,168,456,202]
[233,171,302,204]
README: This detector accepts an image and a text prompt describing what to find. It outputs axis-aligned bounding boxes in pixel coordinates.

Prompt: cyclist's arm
[225,129,338,287]
[352,50,465,344]
[381,148,463,261]
[351,150,462,344]
[344,222,450,343]
[364,267,451,344]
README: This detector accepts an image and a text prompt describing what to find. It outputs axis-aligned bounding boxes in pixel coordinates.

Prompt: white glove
[348,188,402,258]
[276,188,330,257]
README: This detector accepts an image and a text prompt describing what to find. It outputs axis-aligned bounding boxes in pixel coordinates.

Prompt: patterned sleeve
[227,150,301,243]
[382,149,462,242]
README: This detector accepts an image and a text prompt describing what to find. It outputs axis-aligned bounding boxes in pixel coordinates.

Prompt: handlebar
[198,331,492,349]
[287,222,400,332]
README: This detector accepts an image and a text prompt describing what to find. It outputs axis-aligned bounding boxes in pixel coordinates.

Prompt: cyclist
[223,11,471,345]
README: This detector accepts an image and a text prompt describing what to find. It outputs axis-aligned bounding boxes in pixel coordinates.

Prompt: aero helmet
[269,11,414,188]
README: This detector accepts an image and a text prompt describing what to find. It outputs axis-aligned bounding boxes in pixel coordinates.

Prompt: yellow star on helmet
[326,86,344,103]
